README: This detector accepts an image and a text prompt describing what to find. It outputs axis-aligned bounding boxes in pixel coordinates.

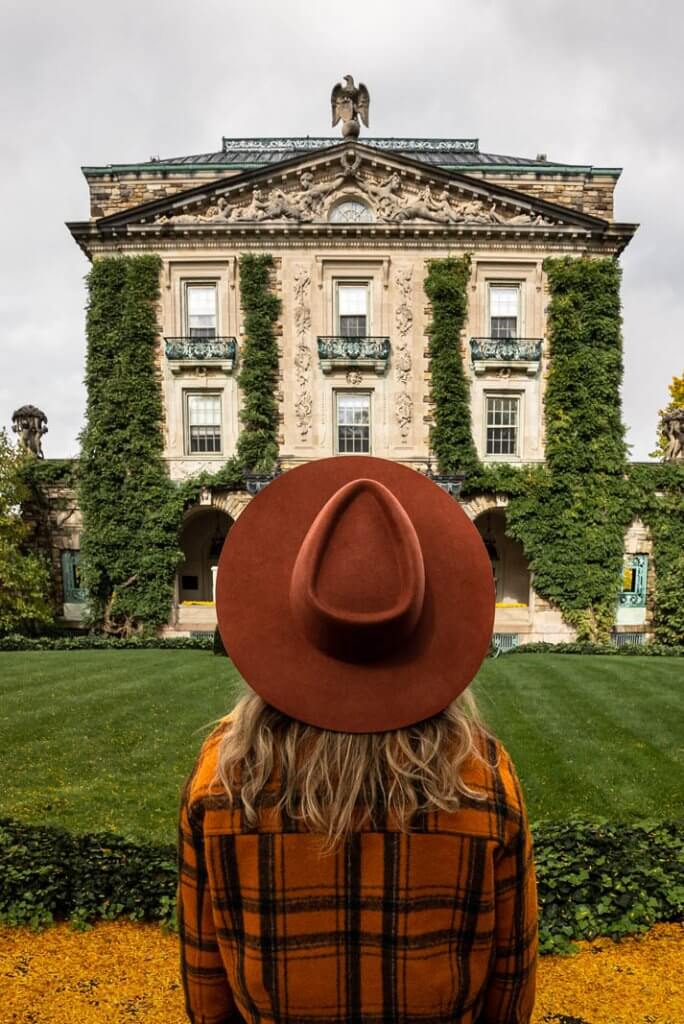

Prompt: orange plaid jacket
[177,722,538,1024]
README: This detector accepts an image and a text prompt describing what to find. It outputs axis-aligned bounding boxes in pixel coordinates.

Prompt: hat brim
[216,457,495,732]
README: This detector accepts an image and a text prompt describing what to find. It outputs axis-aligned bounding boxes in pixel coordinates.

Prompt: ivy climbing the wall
[234,253,281,472]
[76,252,283,634]
[628,462,684,645]
[77,255,182,636]
[456,256,635,643]
[505,257,632,642]
[424,256,479,476]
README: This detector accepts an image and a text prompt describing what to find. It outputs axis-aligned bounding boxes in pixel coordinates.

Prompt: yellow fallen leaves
[0,920,682,1023]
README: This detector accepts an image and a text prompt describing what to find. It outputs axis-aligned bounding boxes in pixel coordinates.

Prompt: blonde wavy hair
[211,684,499,852]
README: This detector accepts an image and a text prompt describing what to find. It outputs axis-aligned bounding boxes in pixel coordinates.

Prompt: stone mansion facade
[32,125,652,644]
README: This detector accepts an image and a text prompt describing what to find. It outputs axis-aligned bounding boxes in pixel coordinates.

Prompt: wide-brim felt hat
[216,456,495,733]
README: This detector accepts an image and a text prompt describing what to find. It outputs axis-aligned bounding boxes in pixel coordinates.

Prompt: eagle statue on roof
[331,76,370,139]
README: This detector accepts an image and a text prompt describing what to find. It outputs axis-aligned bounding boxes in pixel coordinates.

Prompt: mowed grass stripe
[1,651,682,842]
[0,651,243,842]
[473,655,684,821]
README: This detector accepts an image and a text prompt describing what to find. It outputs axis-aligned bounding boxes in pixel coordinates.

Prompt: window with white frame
[186,393,222,454]
[185,283,218,338]
[485,395,520,456]
[337,283,369,337]
[336,392,371,454]
[489,284,520,338]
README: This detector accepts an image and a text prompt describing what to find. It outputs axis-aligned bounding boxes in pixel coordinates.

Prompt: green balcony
[317,336,391,375]
[165,337,237,375]
[470,337,542,377]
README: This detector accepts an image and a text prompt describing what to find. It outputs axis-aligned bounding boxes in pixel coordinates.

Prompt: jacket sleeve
[480,755,539,1024]
[178,784,242,1024]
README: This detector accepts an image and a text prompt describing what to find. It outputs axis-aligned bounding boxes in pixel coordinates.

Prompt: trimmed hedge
[5,635,679,656]
[0,818,176,930]
[504,642,684,657]
[1,816,682,953]
[0,633,213,652]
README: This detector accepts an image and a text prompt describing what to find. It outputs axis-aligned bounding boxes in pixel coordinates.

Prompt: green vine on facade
[234,253,281,472]
[77,255,182,636]
[75,252,283,634]
[174,252,281,509]
[458,257,661,644]
[506,257,632,642]
[424,256,479,475]
[628,462,684,645]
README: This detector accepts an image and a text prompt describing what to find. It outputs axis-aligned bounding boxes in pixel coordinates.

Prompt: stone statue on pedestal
[662,408,684,462]
[331,76,370,138]
[12,405,48,458]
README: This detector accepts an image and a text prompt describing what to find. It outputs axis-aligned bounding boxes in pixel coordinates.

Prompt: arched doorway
[177,507,232,605]
[474,509,530,607]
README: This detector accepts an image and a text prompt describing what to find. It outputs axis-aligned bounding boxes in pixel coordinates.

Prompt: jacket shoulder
[434,731,528,847]
[181,718,232,819]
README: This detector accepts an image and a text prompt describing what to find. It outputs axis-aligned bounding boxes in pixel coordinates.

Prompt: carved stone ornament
[293,266,313,441]
[393,267,413,438]
[662,408,684,462]
[395,391,413,440]
[346,370,363,385]
[154,153,559,229]
[12,404,48,458]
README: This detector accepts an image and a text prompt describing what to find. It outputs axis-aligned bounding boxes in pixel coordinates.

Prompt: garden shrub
[1,816,682,953]
[504,641,684,657]
[0,633,213,651]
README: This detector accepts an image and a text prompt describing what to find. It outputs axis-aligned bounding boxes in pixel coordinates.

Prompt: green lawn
[0,651,682,844]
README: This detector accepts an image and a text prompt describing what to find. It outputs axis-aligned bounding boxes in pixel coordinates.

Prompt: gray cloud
[1,0,681,459]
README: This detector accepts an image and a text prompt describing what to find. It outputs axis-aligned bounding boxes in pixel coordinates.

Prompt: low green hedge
[505,642,684,657]
[0,634,213,652]
[6,635,682,657]
[0,818,176,931]
[1,816,682,953]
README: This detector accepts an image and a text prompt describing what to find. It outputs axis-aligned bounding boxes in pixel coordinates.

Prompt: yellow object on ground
[0,920,682,1023]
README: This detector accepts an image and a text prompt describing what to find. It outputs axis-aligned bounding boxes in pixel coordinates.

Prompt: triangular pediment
[91,141,608,233]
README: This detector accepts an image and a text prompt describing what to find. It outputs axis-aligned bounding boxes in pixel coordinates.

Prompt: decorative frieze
[152,151,561,229]
[293,266,313,441]
[394,267,414,440]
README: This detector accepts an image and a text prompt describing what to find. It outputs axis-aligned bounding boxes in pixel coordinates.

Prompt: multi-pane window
[186,284,218,338]
[337,283,369,337]
[486,396,519,456]
[336,392,371,453]
[489,285,520,338]
[187,393,222,453]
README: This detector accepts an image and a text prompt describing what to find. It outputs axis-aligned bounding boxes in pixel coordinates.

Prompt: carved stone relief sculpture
[662,408,684,462]
[293,266,313,441]
[393,267,414,441]
[154,151,559,229]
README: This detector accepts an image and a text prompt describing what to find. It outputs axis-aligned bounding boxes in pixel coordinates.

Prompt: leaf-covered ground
[1,921,682,1023]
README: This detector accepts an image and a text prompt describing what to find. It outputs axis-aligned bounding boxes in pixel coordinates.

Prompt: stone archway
[177,506,233,604]
[474,508,530,607]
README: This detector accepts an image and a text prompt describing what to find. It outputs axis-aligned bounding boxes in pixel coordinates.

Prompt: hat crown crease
[289,478,425,662]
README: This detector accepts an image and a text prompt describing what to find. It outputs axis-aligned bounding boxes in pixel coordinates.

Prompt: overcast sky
[1,0,681,461]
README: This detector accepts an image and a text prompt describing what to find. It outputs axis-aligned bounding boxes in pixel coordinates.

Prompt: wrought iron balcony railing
[317,336,391,375]
[164,337,237,374]
[470,337,542,376]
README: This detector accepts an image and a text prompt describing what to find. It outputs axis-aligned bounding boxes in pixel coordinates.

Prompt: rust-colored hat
[216,456,495,733]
